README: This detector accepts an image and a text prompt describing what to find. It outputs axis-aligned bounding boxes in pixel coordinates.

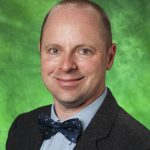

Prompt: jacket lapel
[74,88,120,150]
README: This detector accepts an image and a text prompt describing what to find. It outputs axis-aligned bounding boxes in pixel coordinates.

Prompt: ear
[106,43,116,70]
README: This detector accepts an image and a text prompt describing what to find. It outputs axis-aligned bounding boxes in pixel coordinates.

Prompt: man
[6,0,150,150]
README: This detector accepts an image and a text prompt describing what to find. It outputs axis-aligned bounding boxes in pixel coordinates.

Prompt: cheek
[41,57,57,75]
[78,58,106,76]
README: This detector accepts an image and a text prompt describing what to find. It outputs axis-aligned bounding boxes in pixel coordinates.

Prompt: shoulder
[13,105,52,124]
[106,88,150,138]
[116,107,150,135]
[111,106,150,148]
[6,105,52,149]
[8,105,52,135]
[98,88,150,149]
[18,105,51,118]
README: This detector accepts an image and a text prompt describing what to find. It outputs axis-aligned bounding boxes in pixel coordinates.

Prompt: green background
[0,0,150,149]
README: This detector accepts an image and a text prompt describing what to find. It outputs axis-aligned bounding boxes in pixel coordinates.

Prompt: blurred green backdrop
[0,0,150,149]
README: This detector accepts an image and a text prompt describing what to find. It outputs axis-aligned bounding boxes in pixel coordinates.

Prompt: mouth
[55,76,85,88]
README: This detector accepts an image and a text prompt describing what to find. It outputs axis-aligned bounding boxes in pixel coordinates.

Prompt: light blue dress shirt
[40,88,107,150]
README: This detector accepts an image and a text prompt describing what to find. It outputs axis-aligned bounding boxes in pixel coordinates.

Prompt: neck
[53,95,102,120]
[53,87,106,120]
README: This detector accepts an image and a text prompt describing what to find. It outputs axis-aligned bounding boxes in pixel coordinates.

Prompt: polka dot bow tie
[38,114,82,143]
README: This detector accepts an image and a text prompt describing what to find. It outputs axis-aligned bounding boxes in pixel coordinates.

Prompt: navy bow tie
[38,114,82,143]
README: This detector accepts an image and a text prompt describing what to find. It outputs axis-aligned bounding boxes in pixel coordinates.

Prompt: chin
[54,96,86,108]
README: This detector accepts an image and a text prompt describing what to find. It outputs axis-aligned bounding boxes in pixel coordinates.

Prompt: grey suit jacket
[6,89,150,150]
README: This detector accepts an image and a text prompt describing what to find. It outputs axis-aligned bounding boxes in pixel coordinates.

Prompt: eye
[77,48,94,57]
[47,48,61,55]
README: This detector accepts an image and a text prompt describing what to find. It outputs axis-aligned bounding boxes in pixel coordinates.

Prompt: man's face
[40,6,115,107]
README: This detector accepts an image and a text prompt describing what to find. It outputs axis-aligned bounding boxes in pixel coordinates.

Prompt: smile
[55,76,85,88]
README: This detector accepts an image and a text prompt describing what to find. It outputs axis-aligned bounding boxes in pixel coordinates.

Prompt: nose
[58,54,78,73]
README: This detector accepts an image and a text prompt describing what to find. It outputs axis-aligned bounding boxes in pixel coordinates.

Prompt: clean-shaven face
[40,5,115,108]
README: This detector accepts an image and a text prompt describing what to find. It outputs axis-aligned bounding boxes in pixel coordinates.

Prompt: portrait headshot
[0,0,150,150]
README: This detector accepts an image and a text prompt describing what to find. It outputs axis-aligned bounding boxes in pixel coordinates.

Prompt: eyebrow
[45,44,62,50]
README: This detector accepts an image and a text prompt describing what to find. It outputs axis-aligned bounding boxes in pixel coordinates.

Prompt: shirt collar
[51,87,107,131]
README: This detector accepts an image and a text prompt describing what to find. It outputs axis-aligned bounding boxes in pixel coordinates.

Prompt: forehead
[41,5,106,49]
[44,5,101,32]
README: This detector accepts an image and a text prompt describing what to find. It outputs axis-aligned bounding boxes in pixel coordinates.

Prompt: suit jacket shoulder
[6,105,51,150]
[74,89,150,150]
